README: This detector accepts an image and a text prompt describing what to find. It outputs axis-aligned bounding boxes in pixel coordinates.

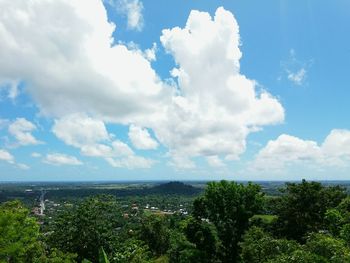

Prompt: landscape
[1,0,350,262]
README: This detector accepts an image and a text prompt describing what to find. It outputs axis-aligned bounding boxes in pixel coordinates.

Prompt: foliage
[0,200,76,263]
[36,248,77,263]
[46,195,124,262]
[182,217,221,262]
[139,214,170,256]
[273,179,346,241]
[193,181,264,262]
[266,249,327,263]
[305,233,350,262]
[240,227,300,263]
[2,180,350,263]
[112,238,152,263]
[0,200,42,262]
[167,230,199,263]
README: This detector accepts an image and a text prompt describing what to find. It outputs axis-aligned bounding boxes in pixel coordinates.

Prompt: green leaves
[47,195,124,262]
[193,181,264,262]
[99,248,110,263]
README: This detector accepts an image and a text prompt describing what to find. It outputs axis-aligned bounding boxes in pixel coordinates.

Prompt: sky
[0,0,350,181]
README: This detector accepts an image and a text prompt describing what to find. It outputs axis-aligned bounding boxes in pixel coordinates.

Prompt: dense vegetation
[2,180,350,262]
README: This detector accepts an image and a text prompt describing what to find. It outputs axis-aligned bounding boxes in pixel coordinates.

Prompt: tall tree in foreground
[273,180,346,242]
[0,200,76,263]
[192,180,264,263]
[0,200,41,262]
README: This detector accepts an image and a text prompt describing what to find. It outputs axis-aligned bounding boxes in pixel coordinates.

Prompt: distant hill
[148,181,202,195]
[41,181,203,200]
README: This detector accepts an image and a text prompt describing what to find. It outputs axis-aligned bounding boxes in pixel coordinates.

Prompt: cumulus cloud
[0,149,15,164]
[128,124,158,150]
[207,155,225,168]
[0,2,285,169]
[44,153,83,166]
[143,43,157,62]
[52,114,155,168]
[158,7,284,167]
[253,129,350,172]
[0,0,169,123]
[8,118,42,146]
[52,114,110,148]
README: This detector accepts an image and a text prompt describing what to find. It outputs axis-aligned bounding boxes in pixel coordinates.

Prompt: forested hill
[149,181,202,195]
[41,181,203,200]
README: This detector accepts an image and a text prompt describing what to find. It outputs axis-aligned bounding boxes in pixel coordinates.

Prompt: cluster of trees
[1,180,350,262]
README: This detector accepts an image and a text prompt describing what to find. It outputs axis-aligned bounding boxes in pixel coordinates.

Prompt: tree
[47,195,124,262]
[305,233,350,262]
[273,180,346,241]
[167,230,199,263]
[264,233,350,263]
[192,180,264,263]
[139,214,170,257]
[0,200,42,262]
[267,250,327,263]
[240,227,300,263]
[0,200,76,263]
[183,217,221,262]
[112,239,152,263]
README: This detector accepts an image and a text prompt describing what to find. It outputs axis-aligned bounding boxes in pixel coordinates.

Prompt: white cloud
[252,129,350,172]
[287,68,306,86]
[158,7,284,167]
[52,114,155,168]
[113,0,144,31]
[0,2,285,170]
[44,153,83,166]
[128,124,158,150]
[53,114,110,148]
[8,118,42,146]
[106,155,155,169]
[0,0,169,123]
[322,129,350,157]
[0,79,19,99]
[0,149,15,164]
[0,149,29,169]
[283,49,310,86]
[143,43,157,62]
[207,155,225,167]
[168,154,196,170]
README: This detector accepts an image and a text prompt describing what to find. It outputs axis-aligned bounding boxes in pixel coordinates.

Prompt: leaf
[98,247,110,263]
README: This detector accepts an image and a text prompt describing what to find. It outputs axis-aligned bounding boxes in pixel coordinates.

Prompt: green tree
[139,214,170,257]
[167,230,199,263]
[0,200,76,263]
[112,239,152,263]
[0,200,42,262]
[267,250,327,263]
[273,180,346,241]
[193,180,264,263]
[305,233,350,262]
[47,195,123,262]
[240,227,300,263]
[183,217,221,262]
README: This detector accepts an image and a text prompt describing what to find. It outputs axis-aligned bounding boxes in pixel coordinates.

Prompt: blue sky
[0,0,350,181]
